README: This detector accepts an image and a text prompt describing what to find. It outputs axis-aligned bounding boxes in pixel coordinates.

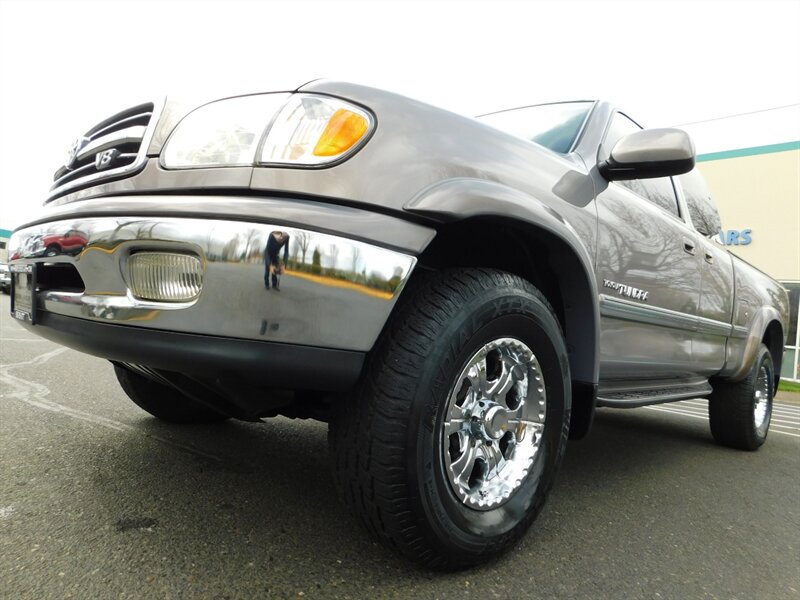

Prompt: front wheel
[708,344,774,450]
[330,269,570,569]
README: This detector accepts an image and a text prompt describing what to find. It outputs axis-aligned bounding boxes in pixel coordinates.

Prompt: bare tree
[295,231,311,264]
[243,228,261,262]
[351,246,361,273]
[328,244,340,271]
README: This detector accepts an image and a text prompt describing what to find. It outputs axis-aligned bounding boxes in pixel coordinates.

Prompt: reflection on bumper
[9,217,417,352]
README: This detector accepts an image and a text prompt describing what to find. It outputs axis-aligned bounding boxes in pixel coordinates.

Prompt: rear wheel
[114,365,229,424]
[329,269,570,569]
[708,344,774,450]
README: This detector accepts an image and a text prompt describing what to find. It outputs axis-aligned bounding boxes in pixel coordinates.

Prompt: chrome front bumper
[9,216,417,352]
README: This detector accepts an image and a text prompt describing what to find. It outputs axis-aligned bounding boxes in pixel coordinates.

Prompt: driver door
[595,113,702,380]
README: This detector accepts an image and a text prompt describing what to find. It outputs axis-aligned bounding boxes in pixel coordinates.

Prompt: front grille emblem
[95,148,120,171]
[65,136,91,170]
[51,102,155,200]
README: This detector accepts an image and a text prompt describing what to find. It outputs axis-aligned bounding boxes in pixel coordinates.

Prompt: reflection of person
[265,231,290,291]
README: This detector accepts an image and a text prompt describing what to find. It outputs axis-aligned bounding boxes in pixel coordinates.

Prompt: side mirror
[599,128,695,181]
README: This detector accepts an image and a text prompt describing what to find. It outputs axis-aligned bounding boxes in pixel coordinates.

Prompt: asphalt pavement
[1,293,799,599]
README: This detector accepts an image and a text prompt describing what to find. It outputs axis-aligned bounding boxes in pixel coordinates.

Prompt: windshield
[477,101,594,154]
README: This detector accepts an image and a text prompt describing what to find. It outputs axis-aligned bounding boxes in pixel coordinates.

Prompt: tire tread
[708,344,773,451]
[329,268,566,568]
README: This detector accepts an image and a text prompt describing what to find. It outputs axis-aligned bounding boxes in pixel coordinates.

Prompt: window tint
[477,102,593,154]
[603,112,680,218]
[679,168,722,237]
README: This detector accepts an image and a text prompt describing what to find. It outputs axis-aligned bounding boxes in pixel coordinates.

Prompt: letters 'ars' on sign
[719,229,752,246]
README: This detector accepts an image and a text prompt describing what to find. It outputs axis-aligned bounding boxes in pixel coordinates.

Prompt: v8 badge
[95,148,120,170]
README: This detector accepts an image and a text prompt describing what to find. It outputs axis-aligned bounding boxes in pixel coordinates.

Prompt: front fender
[404,177,600,387]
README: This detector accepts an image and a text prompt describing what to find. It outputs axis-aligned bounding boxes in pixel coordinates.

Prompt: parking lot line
[642,403,800,438]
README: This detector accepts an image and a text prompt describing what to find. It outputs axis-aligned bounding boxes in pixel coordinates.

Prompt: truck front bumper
[9,212,419,391]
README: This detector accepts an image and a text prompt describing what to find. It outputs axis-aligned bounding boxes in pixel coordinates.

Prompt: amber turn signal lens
[313,109,369,157]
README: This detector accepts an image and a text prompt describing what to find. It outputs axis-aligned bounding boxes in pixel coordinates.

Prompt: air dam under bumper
[9,216,417,388]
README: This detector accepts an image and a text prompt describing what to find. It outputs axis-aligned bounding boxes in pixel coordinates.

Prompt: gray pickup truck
[8,81,789,568]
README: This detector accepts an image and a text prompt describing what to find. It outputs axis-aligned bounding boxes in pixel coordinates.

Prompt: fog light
[128,252,203,302]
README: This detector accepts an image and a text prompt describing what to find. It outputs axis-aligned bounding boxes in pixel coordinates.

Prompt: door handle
[704,251,714,264]
[683,239,696,255]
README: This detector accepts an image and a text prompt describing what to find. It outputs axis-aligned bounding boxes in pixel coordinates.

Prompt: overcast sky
[1,0,798,229]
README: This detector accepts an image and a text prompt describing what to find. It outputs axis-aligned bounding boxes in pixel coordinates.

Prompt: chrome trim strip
[27,193,436,254]
[54,162,96,184]
[53,153,141,188]
[599,294,695,332]
[90,112,152,140]
[76,125,147,161]
[599,294,735,337]
[731,325,749,339]
[48,98,166,201]
[9,216,416,352]
[696,314,735,337]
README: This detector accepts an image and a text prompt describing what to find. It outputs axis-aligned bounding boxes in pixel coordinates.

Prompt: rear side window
[679,168,722,237]
[603,112,680,218]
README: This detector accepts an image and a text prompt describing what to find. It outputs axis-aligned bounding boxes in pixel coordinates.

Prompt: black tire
[708,344,774,451]
[44,245,60,257]
[329,269,570,569]
[114,365,229,424]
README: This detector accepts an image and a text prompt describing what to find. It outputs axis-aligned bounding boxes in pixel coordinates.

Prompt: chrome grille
[50,102,156,200]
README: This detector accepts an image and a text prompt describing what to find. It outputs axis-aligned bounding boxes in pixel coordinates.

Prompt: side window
[603,112,681,218]
[679,168,722,237]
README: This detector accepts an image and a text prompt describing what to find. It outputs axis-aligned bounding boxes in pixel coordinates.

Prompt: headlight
[162,94,290,168]
[260,94,372,166]
[161,93,373,169]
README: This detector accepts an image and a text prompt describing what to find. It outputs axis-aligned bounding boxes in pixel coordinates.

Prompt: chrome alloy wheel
[753,364,772,435]
[442,337,546,510]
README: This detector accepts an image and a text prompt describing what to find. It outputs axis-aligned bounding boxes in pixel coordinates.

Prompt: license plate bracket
[11,263,36,324]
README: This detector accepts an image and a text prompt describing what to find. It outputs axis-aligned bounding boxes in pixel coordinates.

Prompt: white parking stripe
[772,425,800,434]
[641,405,800,438]
[679,400,708,407]
[769,418,800,426]
[670,403,800,423]
[644,406,710,419]
[642,406,709,421]
[663,404,800,426]
[676,399,800,415]
[1,348,230,463]
[677,400,798,410]
[672,400,800,420]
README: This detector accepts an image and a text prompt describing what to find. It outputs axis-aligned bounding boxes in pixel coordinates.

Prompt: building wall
[0,228,10,263]
[697,145,800,282]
